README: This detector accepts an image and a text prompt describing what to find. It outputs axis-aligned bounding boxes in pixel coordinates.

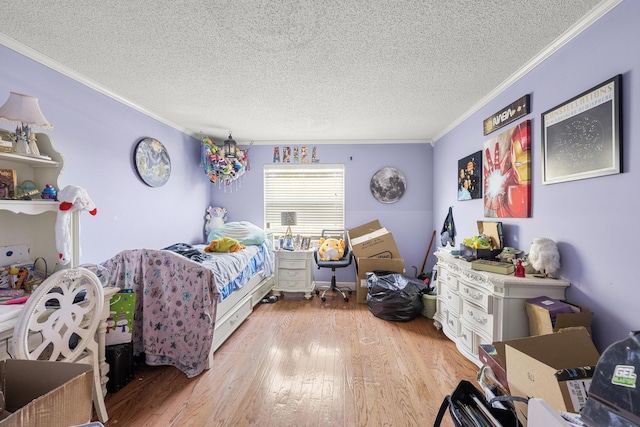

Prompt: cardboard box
[504,328,599,424]
[460,221,504,260]
[355,257,405,304]
[0,359,93,427]
[348,220,401,260]
[526,299,593,336]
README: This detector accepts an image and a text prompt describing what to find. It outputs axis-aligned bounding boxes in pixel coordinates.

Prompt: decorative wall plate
[370,167,406,203]
[134,138,171,187]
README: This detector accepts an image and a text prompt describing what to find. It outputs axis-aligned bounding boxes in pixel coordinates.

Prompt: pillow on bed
[207,221,267,245]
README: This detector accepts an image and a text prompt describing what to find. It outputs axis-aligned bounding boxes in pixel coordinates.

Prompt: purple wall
[211,143,435,284]
[434,0,639,352]
[2,0,636,354]
[0,44,209,264]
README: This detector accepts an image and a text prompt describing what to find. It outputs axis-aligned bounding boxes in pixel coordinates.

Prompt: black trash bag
[366,270,428,321]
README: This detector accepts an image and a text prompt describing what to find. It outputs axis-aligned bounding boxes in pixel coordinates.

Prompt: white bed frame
[205,272,274,368]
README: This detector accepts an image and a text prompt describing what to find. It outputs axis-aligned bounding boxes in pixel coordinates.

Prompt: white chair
[12,267,108,423]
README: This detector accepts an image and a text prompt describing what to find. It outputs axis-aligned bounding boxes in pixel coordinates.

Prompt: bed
[100,222,274,378]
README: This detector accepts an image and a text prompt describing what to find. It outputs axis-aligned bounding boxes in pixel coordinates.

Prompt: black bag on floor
[366,270,427,321]
[434,380,524,427]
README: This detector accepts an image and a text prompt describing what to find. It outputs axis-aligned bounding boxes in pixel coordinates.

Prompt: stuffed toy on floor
[204,237,246,253]
[318,237,345,261]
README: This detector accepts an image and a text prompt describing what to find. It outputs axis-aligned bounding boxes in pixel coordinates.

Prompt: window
[264,164,344,238]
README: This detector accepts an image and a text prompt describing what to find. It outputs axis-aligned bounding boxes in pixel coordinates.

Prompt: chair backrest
[12,267,104,362]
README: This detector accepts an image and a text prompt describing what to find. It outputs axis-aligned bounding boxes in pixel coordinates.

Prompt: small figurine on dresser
[514,259,526,277]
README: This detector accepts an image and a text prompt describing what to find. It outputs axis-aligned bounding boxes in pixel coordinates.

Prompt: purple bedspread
[101,249,220,378]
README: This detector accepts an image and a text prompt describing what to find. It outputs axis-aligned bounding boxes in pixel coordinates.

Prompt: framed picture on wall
[541,74,622,185]
[483,120,531,218]
[457,151,482,201]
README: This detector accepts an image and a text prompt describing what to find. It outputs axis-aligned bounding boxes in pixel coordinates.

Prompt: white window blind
[264,164,344,238]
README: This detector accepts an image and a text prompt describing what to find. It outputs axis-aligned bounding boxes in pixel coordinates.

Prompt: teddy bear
[204,237,246,253]
[317,237,345,261]
[204,206,227,236]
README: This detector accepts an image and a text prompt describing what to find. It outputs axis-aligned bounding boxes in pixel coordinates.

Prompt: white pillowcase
[207,221,267,245]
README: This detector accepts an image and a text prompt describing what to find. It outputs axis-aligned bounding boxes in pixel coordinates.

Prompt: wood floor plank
[103,294,477,426]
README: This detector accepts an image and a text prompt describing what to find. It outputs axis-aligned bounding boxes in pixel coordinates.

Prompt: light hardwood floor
[103,293,478,426]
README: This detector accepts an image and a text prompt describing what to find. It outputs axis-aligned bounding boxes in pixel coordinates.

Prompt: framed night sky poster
[541,75,622,184]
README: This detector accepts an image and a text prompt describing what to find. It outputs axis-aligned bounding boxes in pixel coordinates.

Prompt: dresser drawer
[459,280,491,312]
[443,309,460,338]
[279,259,307,269]
[458,324,475,355]
[461,300,493,337]
[439,269,459,292]
[458,324,491,358]
[441,285,460,315]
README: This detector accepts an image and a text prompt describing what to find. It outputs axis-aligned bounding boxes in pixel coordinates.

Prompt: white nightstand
[273,249,315,299]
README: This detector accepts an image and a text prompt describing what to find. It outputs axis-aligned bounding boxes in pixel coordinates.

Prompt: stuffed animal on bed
[317,237,345,261]
[204,206,227,236]
[204,237,246,253]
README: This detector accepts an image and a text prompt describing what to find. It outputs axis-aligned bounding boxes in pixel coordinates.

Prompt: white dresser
[272,249,315,299]
[433,250,570,365]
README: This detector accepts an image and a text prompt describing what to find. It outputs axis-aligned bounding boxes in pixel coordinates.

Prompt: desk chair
[12,267,108,423]
[313,230,353,302]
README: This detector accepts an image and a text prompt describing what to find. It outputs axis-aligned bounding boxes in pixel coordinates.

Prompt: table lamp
[0,92,53,156]
[281,212,297,250]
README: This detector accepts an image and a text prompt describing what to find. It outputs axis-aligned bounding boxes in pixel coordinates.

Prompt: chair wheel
[321,297,326,302]
[348,290,352,294]
[315,290,320,295]
[344,297,349,302]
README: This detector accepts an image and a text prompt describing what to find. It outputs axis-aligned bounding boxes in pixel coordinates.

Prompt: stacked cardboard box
[525,296,593,336]
[347,220,404,304]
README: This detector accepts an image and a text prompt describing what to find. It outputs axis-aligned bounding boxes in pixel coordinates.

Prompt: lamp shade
[281,212,297,226]
[0,92,53,130]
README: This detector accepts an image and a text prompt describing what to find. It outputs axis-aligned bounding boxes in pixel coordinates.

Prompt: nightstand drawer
[279,259,307,269]
[278,279,310,291]
[278,269,307,281]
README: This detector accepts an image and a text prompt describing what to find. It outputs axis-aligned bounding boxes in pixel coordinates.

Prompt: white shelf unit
[0,133,79,270]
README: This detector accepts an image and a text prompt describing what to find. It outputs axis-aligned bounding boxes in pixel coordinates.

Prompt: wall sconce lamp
[223,131,237,158]
[0,92,53,156]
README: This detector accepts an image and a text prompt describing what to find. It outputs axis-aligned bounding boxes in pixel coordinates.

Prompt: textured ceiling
[0,1,614,144]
